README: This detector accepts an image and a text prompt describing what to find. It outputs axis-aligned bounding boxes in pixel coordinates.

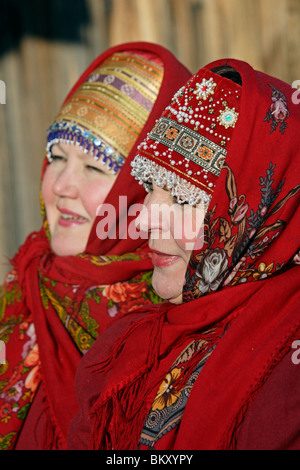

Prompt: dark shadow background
[0,0,92,56]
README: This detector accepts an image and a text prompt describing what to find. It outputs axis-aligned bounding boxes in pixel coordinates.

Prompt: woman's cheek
[83,179,115,221]
[41,168,55,217]
[177,206,204,251]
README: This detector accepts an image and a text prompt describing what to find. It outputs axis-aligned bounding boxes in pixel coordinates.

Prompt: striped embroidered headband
[131,68,241,206]
[46,51,164,173]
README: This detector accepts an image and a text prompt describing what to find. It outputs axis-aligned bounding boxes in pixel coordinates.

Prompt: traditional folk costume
[68,59,300,450]
[0,42,191,450]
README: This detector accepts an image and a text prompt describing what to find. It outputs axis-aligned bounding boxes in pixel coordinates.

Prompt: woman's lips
[58,208,88,227]
[151,250,180,268]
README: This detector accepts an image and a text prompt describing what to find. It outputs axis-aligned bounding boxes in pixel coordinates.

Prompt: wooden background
[1,0,300,279]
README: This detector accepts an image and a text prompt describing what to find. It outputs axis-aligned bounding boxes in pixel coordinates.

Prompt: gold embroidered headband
[46,51,164,173]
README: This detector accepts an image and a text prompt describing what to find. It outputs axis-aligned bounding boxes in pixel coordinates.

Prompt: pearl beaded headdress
[131,68,241,206]
[46,51,163,173]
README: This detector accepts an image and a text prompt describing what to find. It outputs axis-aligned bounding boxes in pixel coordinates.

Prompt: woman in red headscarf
[0,42,191,450]
[67,59,300,450]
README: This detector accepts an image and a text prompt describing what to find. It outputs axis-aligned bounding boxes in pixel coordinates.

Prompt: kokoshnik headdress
[46,51,164,173]
[131,68,241,207]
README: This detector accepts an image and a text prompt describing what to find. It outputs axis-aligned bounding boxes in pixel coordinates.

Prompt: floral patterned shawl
[67,59,300,450]
[0,42,191,450]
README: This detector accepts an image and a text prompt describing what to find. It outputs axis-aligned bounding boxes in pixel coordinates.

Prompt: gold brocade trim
[77,85,149,121]
[106,53,164,92]
[71,90,148,131]
[91,67,162,102]
[47,51,164,168]
[59,109,138,158]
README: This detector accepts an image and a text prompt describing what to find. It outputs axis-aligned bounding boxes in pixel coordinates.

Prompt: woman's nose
[135,195,151,233]
[52,165,78,199]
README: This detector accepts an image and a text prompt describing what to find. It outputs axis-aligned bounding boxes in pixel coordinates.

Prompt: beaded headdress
[46,51,164,173]
[131,68,241,206]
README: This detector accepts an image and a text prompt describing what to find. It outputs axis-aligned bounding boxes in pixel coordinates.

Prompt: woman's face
[136,184,205,304]
[42,142,118,256]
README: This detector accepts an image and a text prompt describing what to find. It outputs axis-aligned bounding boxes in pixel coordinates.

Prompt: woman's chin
[152,274,184,305]
[167,294,183,305]
[50,236,86,257]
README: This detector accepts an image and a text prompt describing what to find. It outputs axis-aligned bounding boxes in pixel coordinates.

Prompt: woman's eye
[144,181,153,192]
[86,165,105,174]
[50,155,66,162]
[172,196,189,206]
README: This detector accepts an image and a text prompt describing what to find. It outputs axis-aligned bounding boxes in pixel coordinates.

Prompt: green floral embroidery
[0,431,17,450]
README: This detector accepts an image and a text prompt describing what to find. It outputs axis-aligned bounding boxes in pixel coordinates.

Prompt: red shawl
[67,59,300,450]
[0,42,191,450]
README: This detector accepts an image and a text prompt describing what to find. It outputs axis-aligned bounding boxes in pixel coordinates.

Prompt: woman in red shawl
[0,42,191,450]
[67,59,300,450]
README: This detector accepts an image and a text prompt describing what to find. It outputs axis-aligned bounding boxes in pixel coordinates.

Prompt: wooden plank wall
[0,0,299,279]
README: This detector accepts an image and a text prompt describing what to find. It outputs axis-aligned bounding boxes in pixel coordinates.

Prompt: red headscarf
[0,42,191,450]
[67,59,300,450]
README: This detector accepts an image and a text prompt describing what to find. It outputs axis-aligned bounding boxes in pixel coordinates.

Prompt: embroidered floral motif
[0,320,41,450]
[217,106,239,129]
[152,368,182,411]
[0,431,17,450]
[40,268,159,355]
[194,78,217,101]
[183,162,300,298]
[77,251,150,266]
[195,248,228,293]
[264,85,290,134]
[39,279,100,354]
[0,271,22,329]
[252,262,274,280]
[293,250,300,266]
[102,271,159,318]
[139,336,218,449]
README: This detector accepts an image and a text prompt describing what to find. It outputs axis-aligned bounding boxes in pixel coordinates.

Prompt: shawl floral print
[0,235,159,450]
[137,160,299,449]
[184,161,300,299]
